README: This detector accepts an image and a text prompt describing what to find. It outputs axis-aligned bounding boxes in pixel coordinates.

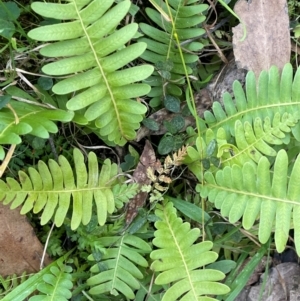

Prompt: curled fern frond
[0,148,134,230]
[151,201,230,301]
[28,0,154,145]
[139,0,208,104]
[200,149,300,255]
[87,234,151,300]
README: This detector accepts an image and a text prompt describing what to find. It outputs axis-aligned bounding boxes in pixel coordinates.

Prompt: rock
[236,262,300,301]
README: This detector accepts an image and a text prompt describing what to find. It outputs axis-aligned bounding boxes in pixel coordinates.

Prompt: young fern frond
[112,183,140,209]
[233,112,297,162]
[151,201,230,301]
[200,149,300,255]
[0,148,138,230]
[28,0,154,145]
[139,0,208,104]
[87,234,151,300]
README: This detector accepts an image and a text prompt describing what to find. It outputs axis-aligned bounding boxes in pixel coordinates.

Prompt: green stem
[217,0,247,41]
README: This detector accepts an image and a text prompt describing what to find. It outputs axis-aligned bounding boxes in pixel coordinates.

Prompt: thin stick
[40,222,55,270]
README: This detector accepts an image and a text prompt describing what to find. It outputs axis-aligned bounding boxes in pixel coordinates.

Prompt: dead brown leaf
[0,203,51,276]
[125,140,161,225]
[232,0,290,77]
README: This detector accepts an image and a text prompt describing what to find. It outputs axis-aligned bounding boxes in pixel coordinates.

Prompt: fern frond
[29,260,73,301]
[0,148,128,230]
[224,112,296,163]
[1,253,73,301]
[87,234,151,300]
[202,64,300,138]
[0,87,74,160]
[28,0,154,145]
[185,113,296,176]
[200,149,300,254]
[139,0,208,104]
[150,201,230,301]
[112,183,140,209]
[185,65,300,171]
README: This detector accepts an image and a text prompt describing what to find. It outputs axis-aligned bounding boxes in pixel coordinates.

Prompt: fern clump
[151,201,230,301]
[28,0,154,145]
[184,64,300,255]
[185,64,300,173]
[4,0,300,299]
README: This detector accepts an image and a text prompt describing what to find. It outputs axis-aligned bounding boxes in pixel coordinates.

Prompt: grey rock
[235,263,300,301]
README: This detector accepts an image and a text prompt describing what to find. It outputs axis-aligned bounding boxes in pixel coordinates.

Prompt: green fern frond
[185,111,297,176]
[87,234,151,300]
[29,260,73,301]
[216,111,297,165]
[139,0,208,104]
[200,149,300,254]
[202,64,300,138]
[0,148,130,230]
[151,201,230,301]
[0,87,74,160]
[232,112,296,162]
[113,183,140,209]
[28,0,154,145]
[1,253,73,301]
[184,65,300,173]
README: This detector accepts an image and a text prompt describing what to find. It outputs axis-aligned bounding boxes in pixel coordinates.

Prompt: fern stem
[82,290,95,301]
